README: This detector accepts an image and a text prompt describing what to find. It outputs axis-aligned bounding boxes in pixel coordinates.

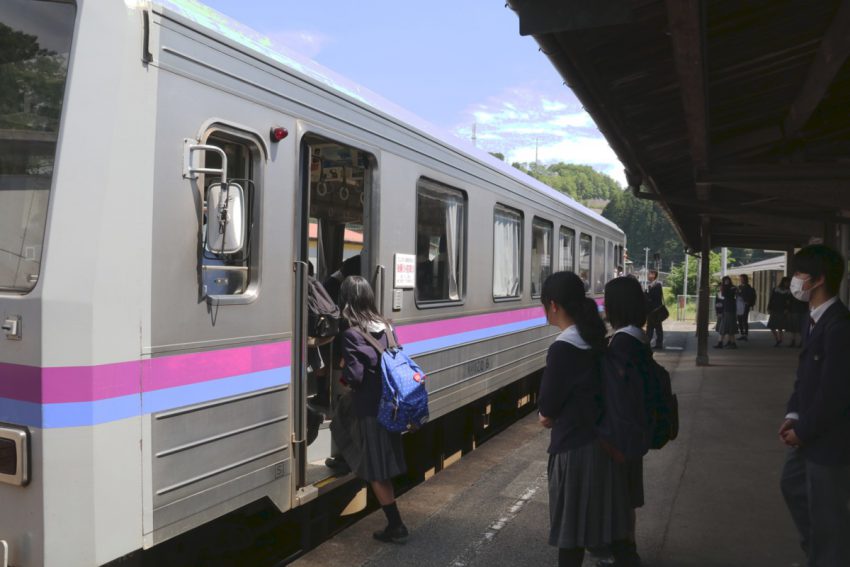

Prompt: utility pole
[683,251,690,320]
[471,122,477,147]
[721,247,728,277]
[644,247,650,289]
[534,137,539,168]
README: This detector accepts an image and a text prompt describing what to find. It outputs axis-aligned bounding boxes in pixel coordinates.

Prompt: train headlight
[0,424,29,486]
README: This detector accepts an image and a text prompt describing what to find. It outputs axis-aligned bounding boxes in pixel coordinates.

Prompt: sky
[197,0,625,185]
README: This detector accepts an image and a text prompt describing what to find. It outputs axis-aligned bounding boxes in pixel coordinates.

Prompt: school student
[715,276,738,349]
[779,245,850,566]
[598,276,650,567]
[537,271,609,567]
[336,276,409,542]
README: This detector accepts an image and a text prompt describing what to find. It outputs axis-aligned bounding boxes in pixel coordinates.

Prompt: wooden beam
[784,1,850,138]
[666,0,709,169]
[710,180,850,208]
[709,212,822,237]
[713,126,783,159]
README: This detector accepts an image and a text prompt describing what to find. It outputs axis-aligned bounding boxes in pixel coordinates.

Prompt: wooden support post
[696,216,711,366]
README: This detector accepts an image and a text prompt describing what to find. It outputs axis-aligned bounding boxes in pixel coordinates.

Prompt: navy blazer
[538,341,602,454]
[340,327,395,419]
[786,300,850,466]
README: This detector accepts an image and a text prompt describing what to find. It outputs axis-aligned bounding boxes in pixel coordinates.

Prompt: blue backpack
[357,328,430,433]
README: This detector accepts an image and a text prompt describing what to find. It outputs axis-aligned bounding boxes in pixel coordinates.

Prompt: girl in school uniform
[537,271,609,567]
[336,276,409,542]
[600,276,651,567]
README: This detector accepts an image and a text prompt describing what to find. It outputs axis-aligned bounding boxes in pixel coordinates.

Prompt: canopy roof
[509,0,850,249]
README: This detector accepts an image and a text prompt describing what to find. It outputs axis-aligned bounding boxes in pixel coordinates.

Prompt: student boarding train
[0,1,625,565]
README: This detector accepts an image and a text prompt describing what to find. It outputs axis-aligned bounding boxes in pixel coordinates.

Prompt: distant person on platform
[779,244,850,567]
[736,274,757,341]
[645,269,664,350]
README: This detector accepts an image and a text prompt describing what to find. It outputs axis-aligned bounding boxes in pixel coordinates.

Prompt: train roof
[153,0,623,235]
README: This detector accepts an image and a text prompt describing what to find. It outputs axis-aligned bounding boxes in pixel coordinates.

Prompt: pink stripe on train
[395,306,543,344]
[0,342,291,404]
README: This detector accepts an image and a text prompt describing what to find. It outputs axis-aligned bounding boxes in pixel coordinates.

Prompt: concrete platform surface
[292,323,807,567]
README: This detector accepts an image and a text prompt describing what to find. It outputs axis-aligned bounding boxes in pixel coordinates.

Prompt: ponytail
[541,271,607,352]
[571,296,607,352]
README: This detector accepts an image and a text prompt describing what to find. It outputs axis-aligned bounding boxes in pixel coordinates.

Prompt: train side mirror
[205,182,246,255]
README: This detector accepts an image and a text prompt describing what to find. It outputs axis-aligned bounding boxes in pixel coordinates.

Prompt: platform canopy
[508,0,850,251]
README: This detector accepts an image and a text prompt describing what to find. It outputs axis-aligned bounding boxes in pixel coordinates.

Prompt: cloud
[453,85,625,186]
[264,30,332,58]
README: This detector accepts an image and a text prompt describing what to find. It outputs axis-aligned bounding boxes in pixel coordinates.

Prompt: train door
[293,135,377,493]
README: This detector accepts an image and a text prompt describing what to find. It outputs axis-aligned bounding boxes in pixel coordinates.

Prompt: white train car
[0,1,625,565]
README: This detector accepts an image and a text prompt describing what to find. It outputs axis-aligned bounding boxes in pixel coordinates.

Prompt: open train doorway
[295,136,376,489]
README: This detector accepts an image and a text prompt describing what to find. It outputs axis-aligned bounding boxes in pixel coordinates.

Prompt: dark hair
[648,269,658,278]
[778,276,790,289]
[740,274,748,283]
[721,276,732,287]
[339,275,386,331]
[540,271,607,351]
[793,244,845,295]
[605,276,647,329]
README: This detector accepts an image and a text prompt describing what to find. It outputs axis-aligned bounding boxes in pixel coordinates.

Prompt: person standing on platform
[645,269,664,350]
[737,274,756,341]
[779,244,850,567]
[537,271,608,567]
[768,277,792,347]
[715,276,738,349]
[786,294,809,348]
[598,276,650,567]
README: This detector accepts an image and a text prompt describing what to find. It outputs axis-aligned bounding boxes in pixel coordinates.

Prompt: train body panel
[0,2,625,565]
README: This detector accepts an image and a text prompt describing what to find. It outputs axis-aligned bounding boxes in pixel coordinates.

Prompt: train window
[0,0,76,292]
[200,131,261,298]
[493,205,522,299]
[531,218,553,298]
[579,234,592,292]
[415,179,465,304]
[593,237,606,294]
[559,227,575,272]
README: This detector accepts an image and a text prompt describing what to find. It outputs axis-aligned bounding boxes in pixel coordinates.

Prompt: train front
[0,2,145,566]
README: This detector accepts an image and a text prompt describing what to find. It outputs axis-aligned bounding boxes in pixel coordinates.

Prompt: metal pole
[644,247,650,289]
[697,218,711,366]
[721,247,728,277]
[682,252,691,313]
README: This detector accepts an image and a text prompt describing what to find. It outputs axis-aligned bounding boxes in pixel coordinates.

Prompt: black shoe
[714,343,724,349]
[653,344,664,350]
[373,524,408,543]
[324,456,350,474]
[739,336,748,341]
[725,343,737,349]
[774,341,781,347]
[788,342,796,348]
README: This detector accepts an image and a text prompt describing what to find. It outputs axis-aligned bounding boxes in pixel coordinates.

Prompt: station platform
[292,323,807,567]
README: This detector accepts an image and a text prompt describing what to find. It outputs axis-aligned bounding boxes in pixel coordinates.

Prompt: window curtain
[444,196,463,300]
[494,210,520,297]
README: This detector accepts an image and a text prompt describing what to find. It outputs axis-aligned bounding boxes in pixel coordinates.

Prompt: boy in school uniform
[779,244,850,567]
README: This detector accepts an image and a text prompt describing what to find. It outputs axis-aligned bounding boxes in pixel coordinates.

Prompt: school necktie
[809,317,815,334]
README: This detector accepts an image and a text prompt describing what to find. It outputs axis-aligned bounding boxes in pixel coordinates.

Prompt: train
[0,1,625,565]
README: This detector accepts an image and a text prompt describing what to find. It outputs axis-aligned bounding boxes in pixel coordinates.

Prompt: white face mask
[789,276,813,302]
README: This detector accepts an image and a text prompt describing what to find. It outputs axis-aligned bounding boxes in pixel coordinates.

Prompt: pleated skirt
[331,392,406,482]
[547,440,641,549]
[717,312,738,335]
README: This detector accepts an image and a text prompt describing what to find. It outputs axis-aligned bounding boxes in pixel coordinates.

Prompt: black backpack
[598,337,678,460]
[307,276,340,338]
[646,352,679,450]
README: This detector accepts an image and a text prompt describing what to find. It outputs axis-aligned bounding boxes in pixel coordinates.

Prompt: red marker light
[270,126,288,142]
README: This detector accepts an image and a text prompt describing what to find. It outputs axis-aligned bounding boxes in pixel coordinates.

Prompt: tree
[602,188,682,272]
[665,250,738,296]
[489,152,505,161]
[511,161,620,202]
